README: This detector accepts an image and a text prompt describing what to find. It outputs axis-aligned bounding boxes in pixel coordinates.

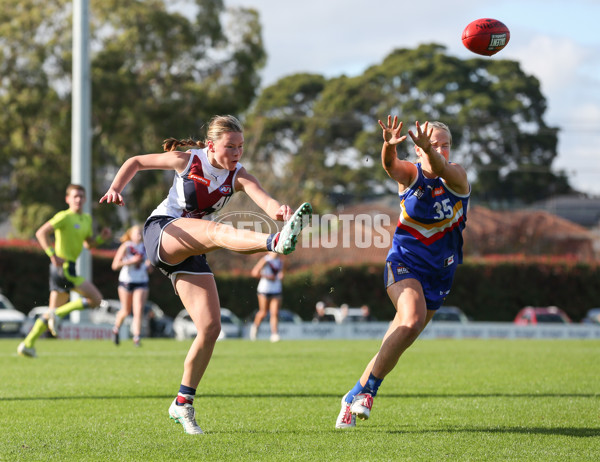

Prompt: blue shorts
[143,216,212,290]
[118,281,149,292]
[49,261,84,293]
[383,260,455,311]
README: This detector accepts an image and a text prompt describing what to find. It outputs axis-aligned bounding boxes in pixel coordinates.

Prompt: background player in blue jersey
[336,116,470,428]
[101,115,311,435]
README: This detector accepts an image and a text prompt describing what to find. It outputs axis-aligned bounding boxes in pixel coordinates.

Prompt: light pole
[71,0,92,281]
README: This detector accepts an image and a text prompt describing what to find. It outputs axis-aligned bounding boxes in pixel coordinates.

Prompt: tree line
[0,0,572,238]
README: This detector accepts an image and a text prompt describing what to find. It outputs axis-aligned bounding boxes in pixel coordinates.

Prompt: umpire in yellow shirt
[18,184,111,357]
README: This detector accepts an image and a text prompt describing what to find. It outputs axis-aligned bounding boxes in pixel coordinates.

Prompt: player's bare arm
[100,151,190,206]
[35,221,63,267]
[235,169,292,221]
[378,115,417,189]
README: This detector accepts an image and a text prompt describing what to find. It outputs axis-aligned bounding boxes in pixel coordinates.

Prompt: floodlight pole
[71,0,92,281]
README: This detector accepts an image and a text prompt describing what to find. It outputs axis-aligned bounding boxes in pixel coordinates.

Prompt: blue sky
[226,0,600,196]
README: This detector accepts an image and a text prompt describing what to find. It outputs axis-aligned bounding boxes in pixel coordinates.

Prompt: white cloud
[510,35,588,94]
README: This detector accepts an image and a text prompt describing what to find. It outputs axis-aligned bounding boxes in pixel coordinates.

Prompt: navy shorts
[383,260,455,311]
[49,261,84,293]
[257,292,282,298]
[118,281,149,292]
[143,216,212,290]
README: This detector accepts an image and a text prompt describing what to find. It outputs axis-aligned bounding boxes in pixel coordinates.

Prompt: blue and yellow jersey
[387,163,470,273]
[48,209,92,262]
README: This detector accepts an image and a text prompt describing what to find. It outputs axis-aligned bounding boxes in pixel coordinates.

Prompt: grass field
[1,337,599,461]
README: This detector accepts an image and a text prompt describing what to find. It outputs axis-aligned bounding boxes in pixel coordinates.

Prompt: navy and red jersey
[257,255,283,295]
[119,241,149,284]
[150,149,241,220]
[387,163,470,273]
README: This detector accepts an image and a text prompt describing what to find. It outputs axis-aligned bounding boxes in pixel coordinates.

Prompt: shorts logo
[443,255,454,267]
[396,265,410,275]
[219,185,232,195]
[189,173,210,186]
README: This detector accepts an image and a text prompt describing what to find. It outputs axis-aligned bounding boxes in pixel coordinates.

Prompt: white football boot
[168,398,204,435]
[17,342,37,358]
[46,310,59,337]
[335,393,356,429]
[350,393,373,420]
[274,202,312,255]
[249,324,258,341]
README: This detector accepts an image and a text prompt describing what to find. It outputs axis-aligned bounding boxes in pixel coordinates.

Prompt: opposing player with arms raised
[336,116,470,428]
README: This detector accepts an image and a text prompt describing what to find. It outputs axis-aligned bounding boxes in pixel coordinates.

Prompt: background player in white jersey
[111,224,151,347]
[100,115,311,435]
[249,253,284,342]
[336,116,470,428]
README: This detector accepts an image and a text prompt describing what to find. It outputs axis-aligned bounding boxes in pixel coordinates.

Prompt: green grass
[1,338,599,461]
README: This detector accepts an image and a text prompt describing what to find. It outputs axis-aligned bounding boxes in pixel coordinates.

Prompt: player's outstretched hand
[408,121,433,152]
[378,115,407,146]
[99,189,124,206]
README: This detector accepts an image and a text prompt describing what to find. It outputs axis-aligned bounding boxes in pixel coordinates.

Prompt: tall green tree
[244,43,572,210]
[242,73,329,208]
[0,0,265,237]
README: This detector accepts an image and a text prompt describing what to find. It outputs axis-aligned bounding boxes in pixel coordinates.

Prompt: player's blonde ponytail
[162,138,206,152]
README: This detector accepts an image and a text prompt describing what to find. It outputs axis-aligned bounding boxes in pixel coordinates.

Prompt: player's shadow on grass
[381,392,600,399]
[2,394,598,439]
[384,426,600,438]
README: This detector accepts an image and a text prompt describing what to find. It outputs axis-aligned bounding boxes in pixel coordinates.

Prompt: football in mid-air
[462,18,510,56]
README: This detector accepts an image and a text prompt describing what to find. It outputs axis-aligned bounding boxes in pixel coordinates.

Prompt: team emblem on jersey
[219,185,232,195]
[413,187,424,199]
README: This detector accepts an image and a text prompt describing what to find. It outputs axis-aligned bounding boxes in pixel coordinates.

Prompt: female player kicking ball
[335,116,470,428]
[101,115,312,435]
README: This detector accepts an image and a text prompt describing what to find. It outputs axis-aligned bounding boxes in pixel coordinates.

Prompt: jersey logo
[189,173,210,186]
[219,185,232,195]
[413,187,424,199]
[431,187,445,197]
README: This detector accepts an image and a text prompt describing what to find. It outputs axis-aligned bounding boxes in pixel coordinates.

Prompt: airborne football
[462,18,510,56]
